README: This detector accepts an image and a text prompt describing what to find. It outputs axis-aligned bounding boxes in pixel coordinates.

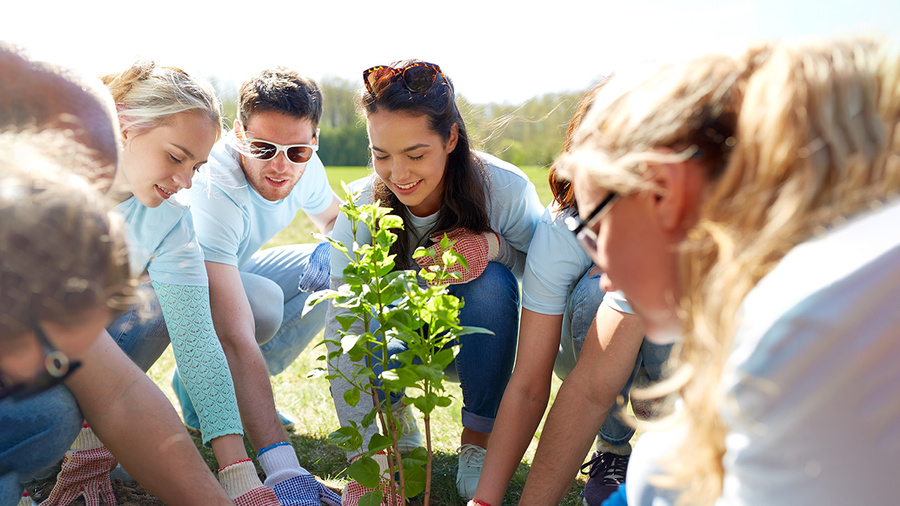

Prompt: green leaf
[359,490,384,506]
[361,407,378,429]
[327,426,361,450]
[379,214,404,230]
[336,313,359,331]
[413,364,445,382]
[348,456,381,489]
[341,334,362,353]
[432,348,456,369]
[402,446,429,468]
[344,387,361,407]
[403,464,427,497]
[367,433,393,454]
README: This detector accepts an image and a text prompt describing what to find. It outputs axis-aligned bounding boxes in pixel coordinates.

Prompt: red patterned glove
[341,453,402,506]
[40,426,117,506]
[414,228,500,286]
[218,459,281,506]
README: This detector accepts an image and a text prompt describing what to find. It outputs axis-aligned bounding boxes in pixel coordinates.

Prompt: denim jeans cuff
[598,427,636,447]
[460,408,494,434]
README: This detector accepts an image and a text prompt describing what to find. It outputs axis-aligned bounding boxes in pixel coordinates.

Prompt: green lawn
[148,165,590,505]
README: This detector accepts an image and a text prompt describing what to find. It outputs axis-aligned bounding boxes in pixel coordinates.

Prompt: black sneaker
[580,450,630,506]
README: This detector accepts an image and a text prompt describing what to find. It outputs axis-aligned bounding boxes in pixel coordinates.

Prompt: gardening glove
[272,474,341,506]
[40,426,117,506]
[217,459,281,506]
[298,241,332,293]
[341,453,402,506]
[414,228,501,286]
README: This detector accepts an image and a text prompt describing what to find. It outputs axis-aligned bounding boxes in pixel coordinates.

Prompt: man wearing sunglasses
[176,67,342,505]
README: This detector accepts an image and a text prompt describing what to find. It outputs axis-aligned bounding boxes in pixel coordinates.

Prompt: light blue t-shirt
[115,196,208,286]
[330,152,543,277]
[522,203,634,315]
[522,204,593,315]
[179,132,334,267]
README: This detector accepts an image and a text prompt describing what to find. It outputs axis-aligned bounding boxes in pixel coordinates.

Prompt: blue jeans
[239,244,329,376]
[108,283,170,372]
[553,269,673,446]
[371,262,520,433]
[0,386,83,506]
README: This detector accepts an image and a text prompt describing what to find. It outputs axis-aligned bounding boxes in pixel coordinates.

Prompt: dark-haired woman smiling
[325,60,543,504]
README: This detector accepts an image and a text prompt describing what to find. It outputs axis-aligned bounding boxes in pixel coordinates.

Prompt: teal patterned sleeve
[151,280,243,444]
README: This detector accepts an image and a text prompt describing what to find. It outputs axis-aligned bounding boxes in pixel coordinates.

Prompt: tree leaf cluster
[309,186,487,504]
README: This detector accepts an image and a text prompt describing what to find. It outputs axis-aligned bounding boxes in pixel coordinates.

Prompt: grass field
[147,165,592,506]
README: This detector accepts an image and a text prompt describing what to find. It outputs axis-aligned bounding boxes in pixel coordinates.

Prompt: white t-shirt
[115,196,208,286]
[179,132,334,267]
[717,200,900,505]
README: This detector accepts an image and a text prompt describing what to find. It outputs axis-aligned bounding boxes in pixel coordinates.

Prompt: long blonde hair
[565,36,900,504]
[100,60,222,138]
[677,36,900,504]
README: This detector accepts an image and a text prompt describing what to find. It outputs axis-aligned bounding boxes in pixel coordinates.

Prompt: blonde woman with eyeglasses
[551,36,900,505]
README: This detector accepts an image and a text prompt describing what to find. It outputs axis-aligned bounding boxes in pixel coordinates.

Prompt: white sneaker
[394,404,422,453]
[456,444,486,500]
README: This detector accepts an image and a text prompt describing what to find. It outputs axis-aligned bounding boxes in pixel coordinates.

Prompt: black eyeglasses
[0,323,82,402]
[363,62,449,96]
[565,192,618,260]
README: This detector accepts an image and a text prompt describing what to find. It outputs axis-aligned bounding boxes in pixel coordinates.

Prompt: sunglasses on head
[244,138,318,165]
[363,62,449,97]
[0,323,82,402]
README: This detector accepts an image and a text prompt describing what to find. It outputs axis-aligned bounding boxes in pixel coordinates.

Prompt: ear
[445,123,459,153]
[647,161,697,232]
[233,119,245,139]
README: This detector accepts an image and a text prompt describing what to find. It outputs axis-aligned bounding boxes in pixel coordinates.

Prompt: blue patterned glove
[298,241,331,293]
[272,473,341,506]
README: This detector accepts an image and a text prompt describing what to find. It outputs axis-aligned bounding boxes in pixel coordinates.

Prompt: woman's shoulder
[476,151,531,183]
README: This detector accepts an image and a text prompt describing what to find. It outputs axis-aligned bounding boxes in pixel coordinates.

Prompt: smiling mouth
[395,180,420,190]
[156,184,176,196]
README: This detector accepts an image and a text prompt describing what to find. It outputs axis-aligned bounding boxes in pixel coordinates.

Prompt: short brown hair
[238,67,323,127]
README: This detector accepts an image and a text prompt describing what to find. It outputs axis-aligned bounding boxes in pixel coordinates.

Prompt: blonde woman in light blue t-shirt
[41,60,286,506]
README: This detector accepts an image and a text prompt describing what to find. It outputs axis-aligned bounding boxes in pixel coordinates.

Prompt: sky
[3,0,898,104]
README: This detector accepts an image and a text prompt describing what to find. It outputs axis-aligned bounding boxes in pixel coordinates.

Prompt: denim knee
[240,272,284,345]
[451,262,519,432]
[261,291,327,376]
[107,283,170,372]
[555,267,604,379]
[569,268,604,355]
[0,384,82,479]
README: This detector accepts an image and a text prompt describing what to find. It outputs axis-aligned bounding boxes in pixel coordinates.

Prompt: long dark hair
[360,59,490,269]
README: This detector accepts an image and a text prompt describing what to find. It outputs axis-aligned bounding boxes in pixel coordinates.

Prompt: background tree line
[219,76,592,168]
